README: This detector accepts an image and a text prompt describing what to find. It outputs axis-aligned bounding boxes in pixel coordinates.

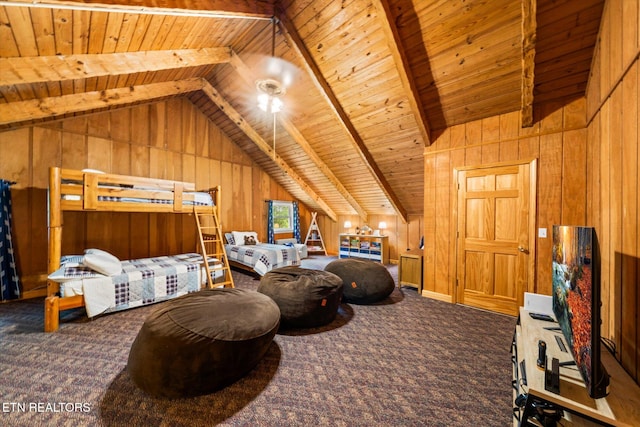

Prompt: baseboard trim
[421,290,452,303]
[21,288,48,299]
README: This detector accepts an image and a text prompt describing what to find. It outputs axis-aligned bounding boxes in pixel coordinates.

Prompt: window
[272,201,294,234]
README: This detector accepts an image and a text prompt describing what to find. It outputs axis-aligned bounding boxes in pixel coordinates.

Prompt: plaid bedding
[225,243,300,276]
[62,191,213,205]
[58,253,220,317]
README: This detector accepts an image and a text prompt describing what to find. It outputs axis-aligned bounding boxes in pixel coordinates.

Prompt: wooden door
[456,162,536,316]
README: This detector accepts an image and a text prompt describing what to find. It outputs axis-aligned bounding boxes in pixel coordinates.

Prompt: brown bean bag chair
[127,288,280,398]
[258,266,343,328]
[324,258,394,304]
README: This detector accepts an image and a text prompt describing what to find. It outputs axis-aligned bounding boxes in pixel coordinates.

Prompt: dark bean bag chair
[127,288,280,398]
[258,266,343,328]
[324,258,395,304]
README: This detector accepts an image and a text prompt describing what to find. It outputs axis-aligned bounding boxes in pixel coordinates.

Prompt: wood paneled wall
[0,98,311,297]
[423,100,588,301]
[585,0,639,383]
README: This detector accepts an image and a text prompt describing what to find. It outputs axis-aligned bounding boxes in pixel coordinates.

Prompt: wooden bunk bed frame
[45,166,223,332]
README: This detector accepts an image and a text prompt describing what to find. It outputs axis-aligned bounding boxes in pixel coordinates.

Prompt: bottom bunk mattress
[225,243,300,276]
[49,253,224,317]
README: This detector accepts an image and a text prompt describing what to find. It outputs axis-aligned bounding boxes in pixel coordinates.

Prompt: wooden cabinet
[339,234,389,264]
[512,307,640,426]
[399,250,423,293]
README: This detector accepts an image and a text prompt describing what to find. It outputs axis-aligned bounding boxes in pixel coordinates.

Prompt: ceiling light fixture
[256,78,285,113]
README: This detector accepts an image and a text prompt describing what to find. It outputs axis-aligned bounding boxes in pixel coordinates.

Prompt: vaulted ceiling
[0,0,605,223]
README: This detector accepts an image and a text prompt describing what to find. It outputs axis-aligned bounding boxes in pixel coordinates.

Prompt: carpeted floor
[0,257,517,426]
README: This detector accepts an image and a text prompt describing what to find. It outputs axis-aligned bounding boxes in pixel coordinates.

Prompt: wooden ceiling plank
[5,5,38,56]
[277,6,409,223]
[199,79,338,222]
[113,12,139,53]
[0,48,231,86]
[101,10,124,53]
[0,77,204,126]
[135,14,166,51]
[0,7,20,57]
[0,85,22,103]
[71,8,89,95]
[228,51,369,221]
[52,8,73,57]
[87,9,108,54]
[30,7,56,55]
[521,0,537,128]
[161,16,191,50]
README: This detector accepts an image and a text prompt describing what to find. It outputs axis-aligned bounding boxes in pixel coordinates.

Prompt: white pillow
[83,248,122,276]
[232,231,259,246]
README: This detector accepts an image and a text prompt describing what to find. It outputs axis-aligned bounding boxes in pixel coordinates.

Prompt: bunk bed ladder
[194,208,234,289]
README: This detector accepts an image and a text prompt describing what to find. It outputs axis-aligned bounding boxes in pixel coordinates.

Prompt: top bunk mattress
[50,167,217,212]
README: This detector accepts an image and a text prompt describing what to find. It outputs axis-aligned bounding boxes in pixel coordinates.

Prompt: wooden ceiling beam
[229,51,368,222]
[374,0,431,147]
[2,0,273,19]
[0,48,231,87]
[199,79,338,222]
[521,0,537,127]
[276,7,409,223]
[0,77,204,126]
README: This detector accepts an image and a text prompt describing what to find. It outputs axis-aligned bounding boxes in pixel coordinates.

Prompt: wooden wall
[422,0,639,384]
[423,100,588,300]
[585,0,639,383]
[0,98,311,297]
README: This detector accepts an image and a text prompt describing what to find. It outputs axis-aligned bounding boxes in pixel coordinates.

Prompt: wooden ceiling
[0,0,604,222]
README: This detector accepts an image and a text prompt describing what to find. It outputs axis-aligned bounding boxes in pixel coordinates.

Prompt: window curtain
[292,201,301,243]
[1,180,20,301]
[266,200,275,244]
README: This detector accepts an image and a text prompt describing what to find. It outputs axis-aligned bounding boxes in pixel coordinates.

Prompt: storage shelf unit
[304,212,326,255]
[339,233,389,264]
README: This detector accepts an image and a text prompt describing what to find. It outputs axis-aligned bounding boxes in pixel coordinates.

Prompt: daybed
[45,167,229,332]
[224,231,301,276]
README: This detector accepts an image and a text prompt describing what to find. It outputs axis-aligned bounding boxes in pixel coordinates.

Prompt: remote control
[529,312,555,322]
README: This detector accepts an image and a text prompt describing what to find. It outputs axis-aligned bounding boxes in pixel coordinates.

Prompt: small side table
[398,250,423,294]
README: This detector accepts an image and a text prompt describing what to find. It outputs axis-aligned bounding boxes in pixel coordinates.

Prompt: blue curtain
[1,180,20,301]
[292,201,301,243]
[267,200,275,244]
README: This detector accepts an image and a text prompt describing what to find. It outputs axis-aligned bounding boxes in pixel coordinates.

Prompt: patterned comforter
[225,243,300,276]
[56,253,222,317]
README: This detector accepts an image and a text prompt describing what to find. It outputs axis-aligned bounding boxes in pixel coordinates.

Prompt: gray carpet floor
[0,257,517,426]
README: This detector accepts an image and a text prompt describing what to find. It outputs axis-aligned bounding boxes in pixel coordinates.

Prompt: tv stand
[511,307,640,426]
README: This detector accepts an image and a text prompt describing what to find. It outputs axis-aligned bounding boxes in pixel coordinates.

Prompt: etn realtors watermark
[2,402,91,413]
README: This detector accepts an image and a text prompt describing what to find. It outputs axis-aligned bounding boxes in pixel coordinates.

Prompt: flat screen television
[551,225,610,399]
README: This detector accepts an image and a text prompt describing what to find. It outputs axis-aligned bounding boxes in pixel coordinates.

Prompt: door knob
[518,246,528,253]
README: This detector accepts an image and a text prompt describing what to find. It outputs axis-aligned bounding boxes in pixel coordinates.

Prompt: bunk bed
[45,167,226,332]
